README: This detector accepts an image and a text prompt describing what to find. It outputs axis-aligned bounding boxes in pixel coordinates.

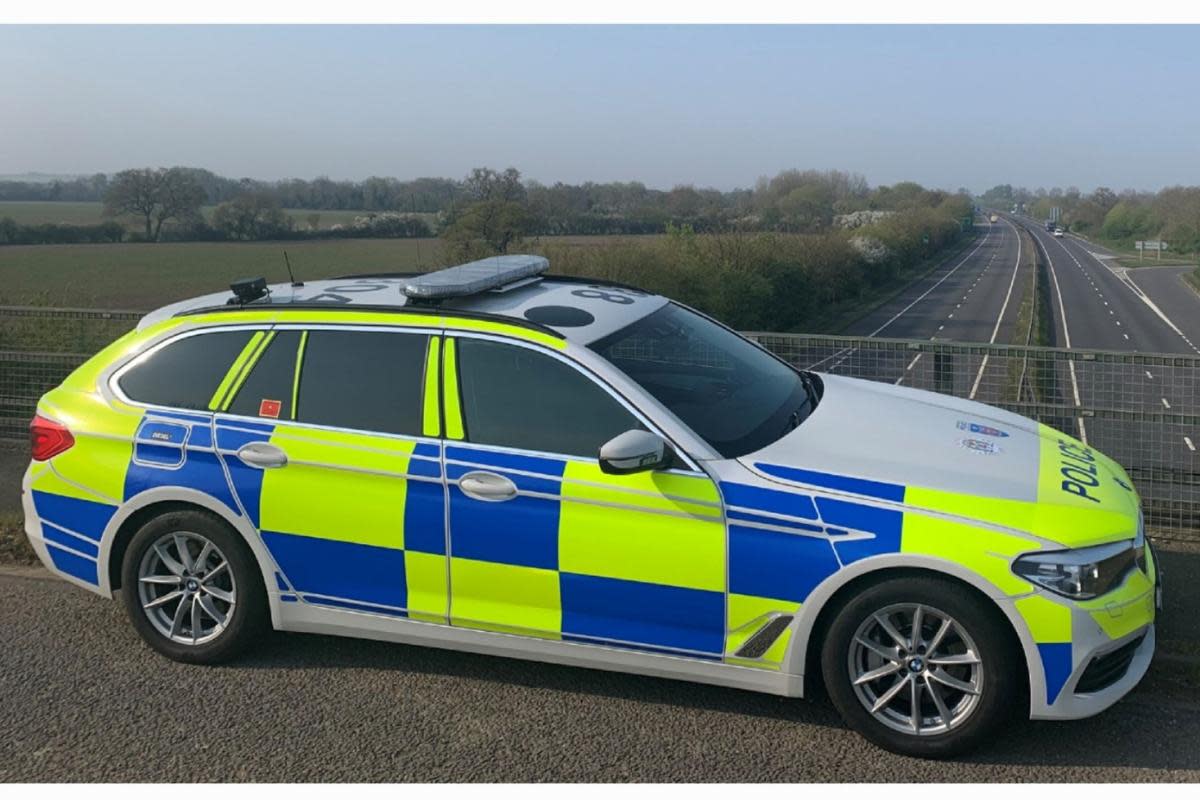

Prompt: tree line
[979,183,1200,254]
[1,165,972,249]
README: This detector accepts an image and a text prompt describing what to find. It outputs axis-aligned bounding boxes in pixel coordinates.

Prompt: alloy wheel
[136,531,238,646]
[847,602,984,736]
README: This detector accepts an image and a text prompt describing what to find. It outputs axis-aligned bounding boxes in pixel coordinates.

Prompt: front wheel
[120,509,267,664]
[821,576,1022,758]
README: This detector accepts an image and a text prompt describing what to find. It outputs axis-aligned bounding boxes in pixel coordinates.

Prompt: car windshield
[589,302,820,459]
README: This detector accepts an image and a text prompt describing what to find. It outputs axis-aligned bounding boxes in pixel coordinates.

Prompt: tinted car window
[227,331,302,420]
[118,330,254,411]
[590,303,817,458]
[456,338,639,458]
[295,330,427,435]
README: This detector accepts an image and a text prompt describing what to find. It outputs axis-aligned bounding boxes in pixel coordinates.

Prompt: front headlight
[1013,540,1138,600]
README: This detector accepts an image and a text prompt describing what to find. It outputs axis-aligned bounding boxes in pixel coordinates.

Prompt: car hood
[739,374,1141,549]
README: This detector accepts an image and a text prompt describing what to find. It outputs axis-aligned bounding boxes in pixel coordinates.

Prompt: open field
[0,200,431,231]
[0,235,661,309]
[0,238,442,308]
[0,201,112,226]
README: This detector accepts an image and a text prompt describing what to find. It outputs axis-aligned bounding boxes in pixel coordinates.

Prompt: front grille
[1075,633,1146,694]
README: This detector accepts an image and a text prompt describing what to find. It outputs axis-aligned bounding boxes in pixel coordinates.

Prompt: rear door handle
[458,471,518,502]
[237,442,288,469]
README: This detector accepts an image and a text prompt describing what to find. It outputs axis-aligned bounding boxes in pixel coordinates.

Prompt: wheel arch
[782,554,1039,713]
[98,487,281,611]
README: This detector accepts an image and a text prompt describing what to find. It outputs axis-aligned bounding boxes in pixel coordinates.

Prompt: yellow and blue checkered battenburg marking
[219,417,447,619]
[444,445,727,656]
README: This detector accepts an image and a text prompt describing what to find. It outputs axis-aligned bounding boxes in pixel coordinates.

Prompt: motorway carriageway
[1018,219,1200,463]
[842,213,1025,398]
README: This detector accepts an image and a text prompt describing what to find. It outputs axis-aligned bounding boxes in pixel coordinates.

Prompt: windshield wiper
[781,373,819,436]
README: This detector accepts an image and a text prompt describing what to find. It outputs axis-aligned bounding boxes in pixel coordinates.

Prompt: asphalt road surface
[847,216,1026,347]
[1013,221,1200,530]
[2,549,1199,783]
[814,216,1030,410]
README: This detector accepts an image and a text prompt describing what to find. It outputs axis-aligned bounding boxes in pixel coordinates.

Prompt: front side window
[118,330,254,411]
[455,338,639,459]
[293,330,428,435]
[590,303,818,458]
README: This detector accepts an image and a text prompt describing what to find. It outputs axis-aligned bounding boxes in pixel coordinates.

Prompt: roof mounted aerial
[403,255,548,301]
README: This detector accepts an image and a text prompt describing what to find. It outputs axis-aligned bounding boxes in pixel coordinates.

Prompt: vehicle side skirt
[276,599,805,697]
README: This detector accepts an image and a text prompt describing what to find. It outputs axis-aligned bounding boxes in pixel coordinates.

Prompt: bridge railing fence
[1,308,1195,537]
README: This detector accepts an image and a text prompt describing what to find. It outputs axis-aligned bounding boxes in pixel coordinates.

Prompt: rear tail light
[30,415,75,461]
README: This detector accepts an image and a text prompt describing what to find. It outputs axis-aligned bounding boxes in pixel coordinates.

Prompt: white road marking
[1162,397,1172,409]
[1146,370,1154,379]
[1186,437,1196,452]
[1124,333,1130,340]
[815,227,996,375]
[1038,226,1086,443]
[969,217,1023,400]
[907,354,922,370]
[1074,244,1200,356]
[865,228,994,338]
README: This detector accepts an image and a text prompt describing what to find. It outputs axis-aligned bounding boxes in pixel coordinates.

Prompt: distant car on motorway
[989,214,998,223]
[23,256,1158,758]
[1054,227,1065,237]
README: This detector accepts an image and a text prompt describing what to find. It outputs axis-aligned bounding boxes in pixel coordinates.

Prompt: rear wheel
[821,576,1021,758]
[120,509,267,664]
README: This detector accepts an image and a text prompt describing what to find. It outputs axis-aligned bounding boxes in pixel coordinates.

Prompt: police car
[23,256,1157,758]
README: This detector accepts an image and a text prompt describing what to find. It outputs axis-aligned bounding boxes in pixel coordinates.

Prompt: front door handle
[458,471,518,502]
[237,442,288,470]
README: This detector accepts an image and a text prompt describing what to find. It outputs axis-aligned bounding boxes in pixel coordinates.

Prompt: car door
[442,333,727,657]
[216,326,448,623]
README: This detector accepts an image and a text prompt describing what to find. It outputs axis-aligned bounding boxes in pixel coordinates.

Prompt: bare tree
[104,167,206,241]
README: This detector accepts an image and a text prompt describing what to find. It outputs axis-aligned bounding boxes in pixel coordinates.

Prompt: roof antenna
[283,250,303,287]
[411,194,423,271]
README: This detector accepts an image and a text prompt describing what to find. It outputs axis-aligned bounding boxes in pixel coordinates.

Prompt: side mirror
[598,429,672,475]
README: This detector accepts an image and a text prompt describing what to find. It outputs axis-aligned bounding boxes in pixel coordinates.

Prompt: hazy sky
[3,25,1199,193]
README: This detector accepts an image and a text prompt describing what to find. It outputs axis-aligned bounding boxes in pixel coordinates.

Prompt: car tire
[821,575,1022,759]
[120,509,267,664]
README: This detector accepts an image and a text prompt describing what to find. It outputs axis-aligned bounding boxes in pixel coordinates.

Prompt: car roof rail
[173,303,566,340]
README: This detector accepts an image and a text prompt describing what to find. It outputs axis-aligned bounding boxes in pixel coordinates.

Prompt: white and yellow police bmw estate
[24,256,1158,757]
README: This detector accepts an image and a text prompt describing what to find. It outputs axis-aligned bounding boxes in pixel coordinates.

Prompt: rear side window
[455,338,639,458]
[118,330,254,411]
[295,330,428,435]
[226,331,303,420]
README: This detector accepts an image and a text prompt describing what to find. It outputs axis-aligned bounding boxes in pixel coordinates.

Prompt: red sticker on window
[259,399,282,419]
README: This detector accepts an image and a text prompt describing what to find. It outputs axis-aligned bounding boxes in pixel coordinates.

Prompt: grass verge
[1185,267,1200,295]
[0,513,36,565]
[1068,233,1197,268]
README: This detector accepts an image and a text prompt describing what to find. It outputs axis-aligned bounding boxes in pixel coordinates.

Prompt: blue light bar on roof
[403,255,549,300]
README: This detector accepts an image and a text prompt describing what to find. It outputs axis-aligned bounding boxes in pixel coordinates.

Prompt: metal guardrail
[1,309,1196,537]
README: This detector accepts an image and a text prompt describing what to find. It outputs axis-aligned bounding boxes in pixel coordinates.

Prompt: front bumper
[1024,543,1158,720]
[1030,624,1155,720]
